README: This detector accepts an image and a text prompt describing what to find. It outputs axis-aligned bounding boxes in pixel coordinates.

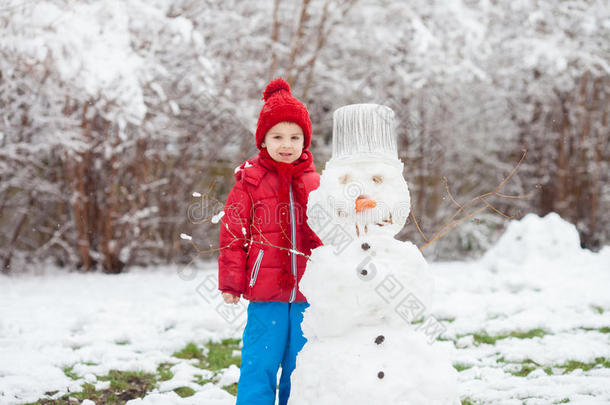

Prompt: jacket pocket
[249,249,264,288]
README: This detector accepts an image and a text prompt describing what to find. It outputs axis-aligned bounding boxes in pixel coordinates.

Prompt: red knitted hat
[255,77,312,150]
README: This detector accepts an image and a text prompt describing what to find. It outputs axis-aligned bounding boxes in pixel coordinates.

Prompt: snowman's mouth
[375,213,394,227]
[355,213,394,236]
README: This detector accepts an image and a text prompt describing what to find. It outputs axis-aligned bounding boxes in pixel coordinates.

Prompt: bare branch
[417,149,540,251]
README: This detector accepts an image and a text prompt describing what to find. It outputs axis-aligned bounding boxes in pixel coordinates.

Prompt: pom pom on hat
[262,78,291,101]
[255,77,312,150]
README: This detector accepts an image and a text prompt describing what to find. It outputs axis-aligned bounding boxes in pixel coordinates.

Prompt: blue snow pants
[236,301,309,405]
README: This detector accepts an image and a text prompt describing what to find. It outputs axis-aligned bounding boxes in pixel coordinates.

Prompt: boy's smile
[262,121,305,164]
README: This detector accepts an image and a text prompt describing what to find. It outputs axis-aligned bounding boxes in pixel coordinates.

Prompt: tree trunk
[70,103,92,271]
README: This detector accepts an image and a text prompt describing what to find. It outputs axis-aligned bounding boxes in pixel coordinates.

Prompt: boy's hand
[222,292,240,304]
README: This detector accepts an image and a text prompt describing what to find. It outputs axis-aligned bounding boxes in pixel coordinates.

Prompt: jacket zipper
[288,183,297,302]
[249,249,264,288]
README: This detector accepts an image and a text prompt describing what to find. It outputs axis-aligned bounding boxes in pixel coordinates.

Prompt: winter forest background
[1,0,608,274]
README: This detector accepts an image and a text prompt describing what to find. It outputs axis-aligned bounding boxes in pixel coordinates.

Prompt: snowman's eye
[339,174,351,184]
[372,175,383,184]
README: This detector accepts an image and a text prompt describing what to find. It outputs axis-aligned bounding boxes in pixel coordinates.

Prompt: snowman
[290,104,461,405]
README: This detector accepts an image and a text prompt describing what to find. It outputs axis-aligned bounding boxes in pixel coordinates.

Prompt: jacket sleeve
[218,179,252,296]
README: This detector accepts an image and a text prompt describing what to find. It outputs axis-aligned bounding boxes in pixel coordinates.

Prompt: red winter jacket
[218,151,322,302]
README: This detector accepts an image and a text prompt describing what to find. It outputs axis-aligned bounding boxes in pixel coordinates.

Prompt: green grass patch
[508,328,546,339]
[579,326,610,334]
[157,362,174,382]
[115,339,130,345]
[171,339,241,395]
[203,338,241,395]
[172,342,206,362]
[509,360,539,377]
[31,339,243,404]
[554,398,570,403]
[172,339,241,371]
[205,338,241,371]
[62,365,78,381]
[204,338,241,395]
[173,386,196,397]
[98,369,156,392]
[224,383,238,396]
[194,373,213,386]
[556,357,610,374]
[501,357,610,378]
[496,358,543,377]
[26,369,155,404]
[453,363,473,372]
[590,305,604,314]
[468,328,547,346]
[472,331,498,345]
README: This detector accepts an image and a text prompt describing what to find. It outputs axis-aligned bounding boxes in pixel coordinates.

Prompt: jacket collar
[234,149,316,186]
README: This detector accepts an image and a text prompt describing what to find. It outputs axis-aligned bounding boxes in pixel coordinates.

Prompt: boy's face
[261,121,305,164]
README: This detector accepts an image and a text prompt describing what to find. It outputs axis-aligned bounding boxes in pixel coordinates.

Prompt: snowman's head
[307,103,411,242]
[307,157,411,240]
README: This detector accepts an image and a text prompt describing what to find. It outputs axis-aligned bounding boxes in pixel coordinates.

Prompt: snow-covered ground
[432,213,610,404]
[1,213,609,404]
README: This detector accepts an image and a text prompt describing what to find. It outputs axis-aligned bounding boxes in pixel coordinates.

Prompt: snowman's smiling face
[307,158,411,240]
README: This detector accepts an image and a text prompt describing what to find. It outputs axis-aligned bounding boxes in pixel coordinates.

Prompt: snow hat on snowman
[330,104,400,166]
[254,77,313,150]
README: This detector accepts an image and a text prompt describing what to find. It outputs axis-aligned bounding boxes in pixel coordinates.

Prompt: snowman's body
[292,325,459,404]
[299,234,433,338]
[289,104,460,405]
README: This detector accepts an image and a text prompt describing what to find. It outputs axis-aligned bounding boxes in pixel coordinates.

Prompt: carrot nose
[355,195,376,212]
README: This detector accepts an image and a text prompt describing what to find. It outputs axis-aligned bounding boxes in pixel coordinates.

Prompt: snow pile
[483,212,585,265]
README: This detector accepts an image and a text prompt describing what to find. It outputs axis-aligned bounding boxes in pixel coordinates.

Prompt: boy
[218,77,323,405]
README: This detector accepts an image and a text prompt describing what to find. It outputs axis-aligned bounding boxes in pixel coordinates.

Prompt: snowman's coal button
[374,335,385,345]
[360,269,368,276]
[361,242,370,250]
[377,371,384,379]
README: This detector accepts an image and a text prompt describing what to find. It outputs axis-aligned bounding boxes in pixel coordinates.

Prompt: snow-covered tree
[1,0,607,273]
